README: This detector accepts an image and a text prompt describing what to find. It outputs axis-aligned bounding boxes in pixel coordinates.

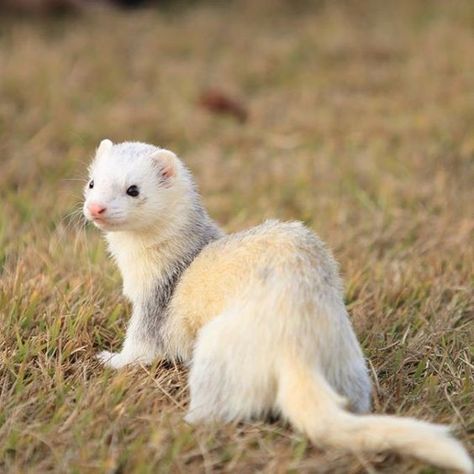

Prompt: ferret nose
[88,202,107,218]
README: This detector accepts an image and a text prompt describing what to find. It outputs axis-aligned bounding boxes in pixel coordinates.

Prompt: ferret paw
[96,350,127,369]
[184,412,198,424]
[184,409,207,425]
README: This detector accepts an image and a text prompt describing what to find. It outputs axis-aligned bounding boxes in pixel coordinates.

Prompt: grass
[0,0,473,472]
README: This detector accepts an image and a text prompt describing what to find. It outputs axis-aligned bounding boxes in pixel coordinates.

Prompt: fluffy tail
[277,356,473,473]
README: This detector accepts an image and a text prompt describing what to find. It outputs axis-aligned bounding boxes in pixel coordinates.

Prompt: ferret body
[83,139,472,473]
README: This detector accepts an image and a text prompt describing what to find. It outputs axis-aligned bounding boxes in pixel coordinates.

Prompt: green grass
[1,1,473,472]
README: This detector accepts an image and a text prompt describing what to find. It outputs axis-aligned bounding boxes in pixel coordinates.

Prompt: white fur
[84,141,197,367]
[85,140,221,368]
[186,282,472,472]
[84,140,473,473]
[100,231,191,368]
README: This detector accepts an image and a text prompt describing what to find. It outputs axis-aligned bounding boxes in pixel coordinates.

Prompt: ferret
[83,139,473,473]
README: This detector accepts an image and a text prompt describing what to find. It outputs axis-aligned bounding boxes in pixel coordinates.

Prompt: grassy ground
[1,1,473,472]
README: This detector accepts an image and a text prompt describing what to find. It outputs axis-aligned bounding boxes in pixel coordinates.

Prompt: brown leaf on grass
[198,88,248,123]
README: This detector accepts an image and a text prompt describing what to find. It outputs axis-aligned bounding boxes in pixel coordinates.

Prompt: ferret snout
[88,202,107,218]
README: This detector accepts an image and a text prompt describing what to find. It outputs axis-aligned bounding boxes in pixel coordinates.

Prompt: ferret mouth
[91,216,124,229]
[82,208,126,230]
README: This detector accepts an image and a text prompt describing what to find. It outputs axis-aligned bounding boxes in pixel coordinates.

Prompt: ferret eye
[126,185,139,197]
[88,180,94,189]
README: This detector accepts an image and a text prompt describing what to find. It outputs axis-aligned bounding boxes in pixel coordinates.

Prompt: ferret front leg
[97,308,162,369]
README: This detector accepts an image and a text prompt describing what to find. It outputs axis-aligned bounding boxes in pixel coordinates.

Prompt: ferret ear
[96,138,113,157]
[149,149,177,181]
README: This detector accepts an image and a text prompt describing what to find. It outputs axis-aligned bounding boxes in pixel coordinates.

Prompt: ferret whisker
[63,205,88,233]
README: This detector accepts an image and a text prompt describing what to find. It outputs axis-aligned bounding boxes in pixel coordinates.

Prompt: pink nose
[88,202,107,218]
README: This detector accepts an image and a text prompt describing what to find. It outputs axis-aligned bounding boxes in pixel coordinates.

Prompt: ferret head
[83,139,187,233]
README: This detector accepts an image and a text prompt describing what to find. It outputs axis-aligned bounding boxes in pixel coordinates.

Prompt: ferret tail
[277,356,473,473]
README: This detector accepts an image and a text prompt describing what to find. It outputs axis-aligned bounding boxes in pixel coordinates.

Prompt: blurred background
[1,0,474,231]
[1,1,473,472]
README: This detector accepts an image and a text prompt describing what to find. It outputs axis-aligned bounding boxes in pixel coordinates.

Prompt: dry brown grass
[1,1,473,472]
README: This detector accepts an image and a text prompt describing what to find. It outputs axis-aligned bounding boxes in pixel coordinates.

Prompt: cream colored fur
[84,140,473,473]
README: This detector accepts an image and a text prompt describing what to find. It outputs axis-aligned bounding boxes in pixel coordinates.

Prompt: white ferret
[83,139,472,473]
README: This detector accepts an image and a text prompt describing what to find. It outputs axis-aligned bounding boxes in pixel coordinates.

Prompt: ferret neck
[105,197,222,301]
